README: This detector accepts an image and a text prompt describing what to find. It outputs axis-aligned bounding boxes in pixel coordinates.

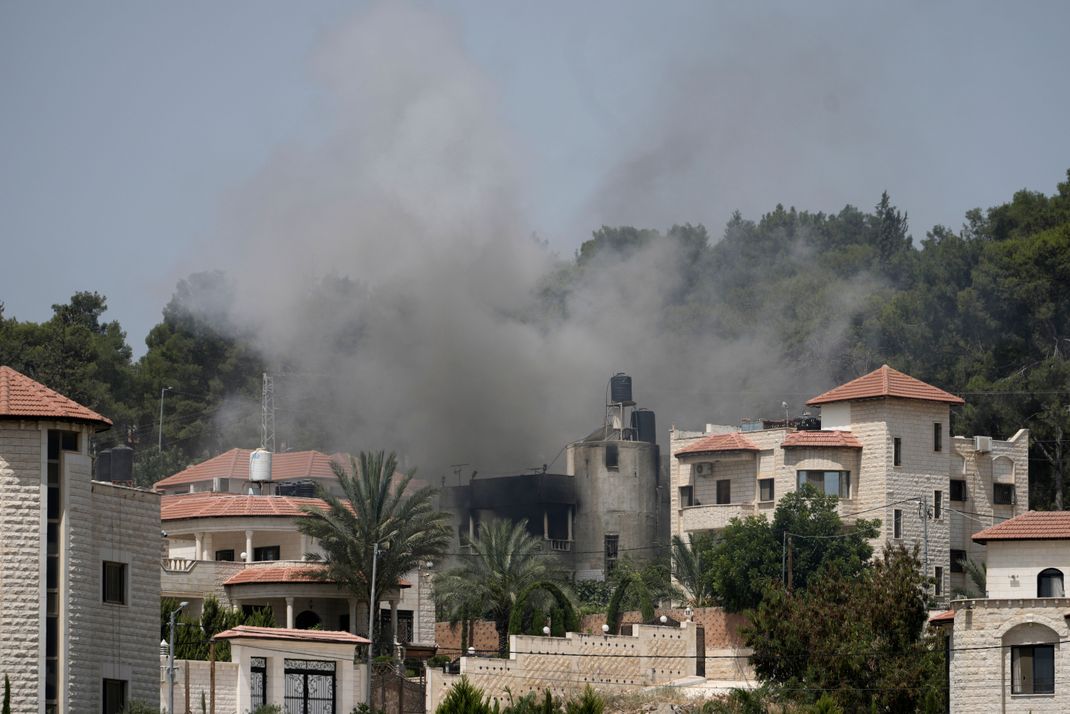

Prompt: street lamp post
[158,386,173,451]
[167,600,189,714]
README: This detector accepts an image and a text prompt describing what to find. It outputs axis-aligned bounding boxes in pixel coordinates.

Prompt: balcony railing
[547,539,572,552]
[161,558,196,573]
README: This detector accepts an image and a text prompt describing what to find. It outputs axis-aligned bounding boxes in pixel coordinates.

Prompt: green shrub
[248,705,283,714]
[435,676,494,714]
[351,705,386,714]
[564,687,604,714]
[119,702,159,714]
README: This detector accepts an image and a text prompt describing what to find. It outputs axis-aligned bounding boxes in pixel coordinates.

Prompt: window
[933,422,943,452]
[950,479,967,502]
[604,444,619,471]
[934,566,943,596]
[950,549,967,573]
[716,479,731,505]
[759,478,775,502]
[796,471,851,499]
[102,678,127,714]
[678,486,694,507]
[1012,645,1055,694]
[253,545,281,561]
[994,483,1015,505]
[933,491,942,519]
[102,561,126,604]
[1038,569,1065,598]
[215,549,235,562]
[893,437,902,466]
[604,535,619,577]
[893,509,903,539]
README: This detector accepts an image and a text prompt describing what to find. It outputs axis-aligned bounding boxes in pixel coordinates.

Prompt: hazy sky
[3,1,1069,352]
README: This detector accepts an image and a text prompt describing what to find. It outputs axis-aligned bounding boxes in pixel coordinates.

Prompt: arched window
[1038,569,1064,598]
[1004,622,1059,695]
[295,610,321,629]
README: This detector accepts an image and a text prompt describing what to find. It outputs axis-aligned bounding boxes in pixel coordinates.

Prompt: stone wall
[428,624,700,711]
[948,598,1070,713]
[160,658,239,714]
[67,480,161,711]
[0,422,45,712]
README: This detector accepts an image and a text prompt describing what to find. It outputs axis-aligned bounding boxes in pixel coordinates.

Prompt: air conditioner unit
[693,463,713,476]
[974,436,992,453]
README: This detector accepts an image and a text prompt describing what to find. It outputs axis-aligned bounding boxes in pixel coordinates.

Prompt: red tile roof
[161,493,333,521]
[928,610,955,625]
[782,430,863,449]
[676,432,759,456]
[155,448,344,488]
[0,366,111,426]
[807,365,964,406]
[972,511,1070,543]
[224,563,412,588]
[212,625,370,645]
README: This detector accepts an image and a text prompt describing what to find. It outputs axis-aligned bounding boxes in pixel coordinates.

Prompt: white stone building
[670,365,1029,600]
[156,449,436,648]
[0,366,160,713]
[936,511,1070,712]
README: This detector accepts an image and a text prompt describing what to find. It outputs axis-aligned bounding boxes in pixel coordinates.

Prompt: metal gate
[695,626,706,677]
[250,657,267,709]
[284,659,336,714]
[370,662,425,714]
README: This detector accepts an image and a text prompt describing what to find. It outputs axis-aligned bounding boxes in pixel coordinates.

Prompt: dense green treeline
[2,172,1068,500]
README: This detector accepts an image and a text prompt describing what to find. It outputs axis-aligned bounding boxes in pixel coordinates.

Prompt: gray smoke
[202,2,868,477]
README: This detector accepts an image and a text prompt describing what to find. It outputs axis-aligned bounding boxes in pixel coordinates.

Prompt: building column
[390,600,399,644]
[202,532,214,560]
[349,598,358,635]
[468,515,475,542]
[194,532,204,560]
[543,511,549,539]
[286,597,295,629]
[567,507,573,542]
[244,530,254,563]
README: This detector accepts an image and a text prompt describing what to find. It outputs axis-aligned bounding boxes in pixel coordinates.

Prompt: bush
[435,677,494,714]
[119,703,159,714]
[248,706,283,714]
[564,687,604,714]
[351,705,386,714]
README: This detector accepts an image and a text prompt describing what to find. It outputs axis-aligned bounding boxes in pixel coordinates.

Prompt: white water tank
[250,448,273,482]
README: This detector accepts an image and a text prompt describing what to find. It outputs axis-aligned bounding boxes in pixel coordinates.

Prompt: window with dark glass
[933,491,942,519]
[934,566,943,596]
[604,444,619,471]
[103,678,127,714]
[45,430,64,712]
[950,549,967,573]
[893,437,902,466]
[716,479,731,505]
[933,422,943,452]
[604,534,619,576]
[759,478,775,502]
[950,479,967,502]
[678,486,694,507]
[796,471,851,499]
[893,509,903,539]
[215,549,235,562]
[1038,568,1065,598]
[994,483,1015,505]
[103,561,126,604]
[253,545,281,561]
[1012,645,1055,694]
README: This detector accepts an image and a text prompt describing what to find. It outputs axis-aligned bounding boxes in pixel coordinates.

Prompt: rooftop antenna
[450,464,468,487]
[261,372,275,452]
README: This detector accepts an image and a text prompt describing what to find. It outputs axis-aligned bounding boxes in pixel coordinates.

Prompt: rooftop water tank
[250,448,273,482]
[610,373,634,405]
[110,445,134,483]
[95,449,112,482]
[631,409,657,444]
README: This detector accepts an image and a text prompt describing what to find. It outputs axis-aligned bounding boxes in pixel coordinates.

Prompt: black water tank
[95,449,112,482]
[610,373,633,404]
[110,445,134,482]
[631,409,657,444]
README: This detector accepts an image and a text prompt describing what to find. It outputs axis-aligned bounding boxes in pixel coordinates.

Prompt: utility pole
[786,535,794,593]
[167,600,188,714]
[365,543,379,707]
[922,494,930,588]
[261,372,275,452]
[158,386,173,451]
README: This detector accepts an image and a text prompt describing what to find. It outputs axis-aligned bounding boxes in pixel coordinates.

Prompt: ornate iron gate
[371,662,425,714]
[284,659,336,714]
[250,657,267,709]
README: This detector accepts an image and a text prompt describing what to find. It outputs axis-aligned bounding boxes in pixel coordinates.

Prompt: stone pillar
[568,507,573,542]
[349,598,358,635]
[202,532,214,560]
[194,532,204,560]
[390,600,399,644]
[468,515,475,542]
[543,511,549,539]
[286,597,295,629]
[245,530,254,564]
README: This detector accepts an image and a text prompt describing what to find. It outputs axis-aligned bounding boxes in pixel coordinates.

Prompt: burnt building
[443,374,668,581]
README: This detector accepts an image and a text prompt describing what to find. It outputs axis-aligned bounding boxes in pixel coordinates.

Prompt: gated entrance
[250,657,267,709]
[370,662,426,714]
[284,659,336,714]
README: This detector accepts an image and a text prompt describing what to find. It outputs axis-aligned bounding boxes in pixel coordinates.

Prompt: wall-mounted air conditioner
[693,462,713,476]
[974,436,992,453]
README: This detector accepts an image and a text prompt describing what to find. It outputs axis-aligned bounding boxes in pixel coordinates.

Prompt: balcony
[546,538,572,552]
[679,502,756,532]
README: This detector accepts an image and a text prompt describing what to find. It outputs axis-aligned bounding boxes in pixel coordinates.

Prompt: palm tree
[297,450,451,651]
[438,518,549,656]
[671,532,716,607]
